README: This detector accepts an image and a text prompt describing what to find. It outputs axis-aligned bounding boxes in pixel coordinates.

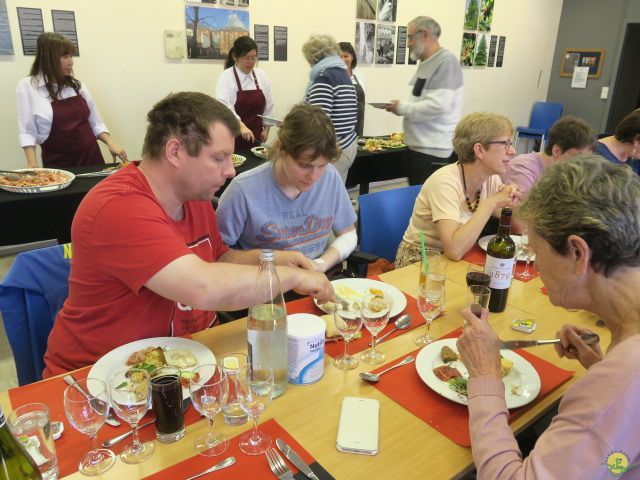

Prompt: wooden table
[0,261,606,479]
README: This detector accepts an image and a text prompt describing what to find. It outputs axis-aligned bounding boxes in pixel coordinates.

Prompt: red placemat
[143,418,333,479]
[463,244,539,282]
[287,291,437,359]
[371,328,575,446]
[8,339,201,478]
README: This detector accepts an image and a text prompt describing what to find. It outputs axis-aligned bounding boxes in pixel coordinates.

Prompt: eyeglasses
[240,55,257,62]
[407,30,425,41]
[486,139,514,150]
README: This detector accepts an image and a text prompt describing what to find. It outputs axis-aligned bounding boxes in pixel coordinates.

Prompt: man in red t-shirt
[44,92,333,376]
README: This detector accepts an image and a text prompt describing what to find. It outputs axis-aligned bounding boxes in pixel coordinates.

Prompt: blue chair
[358,185,422,263]
[0,243,71,385]
[514,102,563,152]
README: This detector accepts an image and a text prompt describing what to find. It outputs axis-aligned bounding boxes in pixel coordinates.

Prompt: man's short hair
[453,112,514,163]
[270,103,340,163]
[519,153,640,276]
[544,116,596,155]
[614,108,640,144]
[142,92,240,159]
[408,16,441,38]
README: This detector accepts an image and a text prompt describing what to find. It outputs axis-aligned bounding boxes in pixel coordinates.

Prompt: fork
[265,447,294,480]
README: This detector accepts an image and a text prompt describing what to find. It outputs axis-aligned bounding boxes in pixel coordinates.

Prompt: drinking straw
[419,230,428,274]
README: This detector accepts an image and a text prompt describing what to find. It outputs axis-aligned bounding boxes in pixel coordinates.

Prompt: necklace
[459,162,481,213]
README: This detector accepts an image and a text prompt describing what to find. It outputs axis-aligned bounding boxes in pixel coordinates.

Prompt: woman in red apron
[216,36,276,151]
[16,33,127,168]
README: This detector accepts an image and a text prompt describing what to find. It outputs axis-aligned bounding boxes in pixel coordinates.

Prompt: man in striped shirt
[302,34,358,183]
[386,16,464,185]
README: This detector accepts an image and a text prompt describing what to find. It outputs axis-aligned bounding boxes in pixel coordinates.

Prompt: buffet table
[0,260,604,479]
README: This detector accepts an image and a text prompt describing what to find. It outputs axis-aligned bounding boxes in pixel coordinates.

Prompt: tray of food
[232,154,246,167]
[0,168,75,194]
[250,145,270,160]
[359,133,406,152]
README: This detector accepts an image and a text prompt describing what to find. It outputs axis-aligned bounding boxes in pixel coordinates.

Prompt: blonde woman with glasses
[395,112,522,265]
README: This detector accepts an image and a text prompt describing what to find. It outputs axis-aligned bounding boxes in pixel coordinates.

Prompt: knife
[276,438,319,480]
[500,332,599,350]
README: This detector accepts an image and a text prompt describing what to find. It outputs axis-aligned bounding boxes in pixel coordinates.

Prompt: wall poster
[375,24,395,64]
[0,0,13,54]
[478,0,494,31]
[185,6,249,60]
[496,35,506,67]
[474,33,488,66]
[52,10,79,55]
[254,24,268,61]
[395,25,406,64]
[356,0,375,20]
[355,21,375,65]
[17,7,43,55]
[377,0,396,22]
[487,34,497,67]
[460,32,476,67]
[274,26,287,61]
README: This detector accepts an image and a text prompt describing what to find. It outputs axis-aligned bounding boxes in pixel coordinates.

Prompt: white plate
[232,154,246,167]
[314,278,406,318]
[257,114,283,126]
[415,339,541,409]
[478,234,535,262]
[88,337,216,400]
[0,168,75,194]
[368,102,392,109]
[250,146,269,160]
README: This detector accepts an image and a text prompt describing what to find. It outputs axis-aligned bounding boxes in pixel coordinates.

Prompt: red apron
[233,67,266,151]
[41,92,104,168]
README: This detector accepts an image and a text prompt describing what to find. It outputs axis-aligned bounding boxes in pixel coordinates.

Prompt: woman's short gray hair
[302,34,340,65]
[518,153,640,276]
[408,16,441,38]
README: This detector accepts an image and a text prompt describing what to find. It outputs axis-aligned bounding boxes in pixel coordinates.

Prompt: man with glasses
[385,16,463,185]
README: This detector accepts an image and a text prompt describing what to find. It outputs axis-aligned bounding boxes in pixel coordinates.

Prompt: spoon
[369,314,411,346]
[359,355,415,383]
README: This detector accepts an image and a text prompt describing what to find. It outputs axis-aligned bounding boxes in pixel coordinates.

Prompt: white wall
[0,0,563,169]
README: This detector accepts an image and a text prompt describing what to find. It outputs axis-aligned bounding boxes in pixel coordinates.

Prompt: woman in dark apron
[339,42,366,137]
[16,33,127,169]
[216,36,276,151]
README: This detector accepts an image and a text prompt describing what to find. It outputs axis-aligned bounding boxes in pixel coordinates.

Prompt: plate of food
[359,134,406,152]
[88,337,215,400]
[75,162,130,178]
[251,145,269,160]
[478,234,535,262]
[314,278,406,319]
[0,168,75,193]
[232,154,246,167]
[415,338,540,409]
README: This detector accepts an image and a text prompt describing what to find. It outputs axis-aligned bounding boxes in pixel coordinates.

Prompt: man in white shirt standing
[385,16,463,185]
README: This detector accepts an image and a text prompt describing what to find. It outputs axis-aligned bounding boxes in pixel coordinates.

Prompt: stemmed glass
[108,368,155,464]
[189,364,229,456]
[332,306,364,370]
[359,293,393,365]
[516,229,534,280]
[467,285,491,317]
[237,364,274,455]
[415,277,445,346]
[63,378,116,476]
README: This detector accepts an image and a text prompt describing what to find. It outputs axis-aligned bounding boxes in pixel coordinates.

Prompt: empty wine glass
[189,364,229,456]
[237,364,274,455]
[63,378,115,476]
[516,229,534,280]
[333,306,364,370]
[108,368,155,464]
[415,278,445,346]
[359,293,392,365]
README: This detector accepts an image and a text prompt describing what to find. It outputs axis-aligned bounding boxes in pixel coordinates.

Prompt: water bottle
[248,250,288,398]
[484,208,517,313]
[0,406,42,480]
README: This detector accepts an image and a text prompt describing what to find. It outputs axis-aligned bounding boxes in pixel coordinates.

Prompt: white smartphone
[336,396,379,455]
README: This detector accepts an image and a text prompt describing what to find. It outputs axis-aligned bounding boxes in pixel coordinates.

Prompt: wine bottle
[248,250,288,399]
[484,208,516,313]
[0,406,42,480]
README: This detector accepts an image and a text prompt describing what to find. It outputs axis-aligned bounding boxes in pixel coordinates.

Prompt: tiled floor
[0,178,409,391]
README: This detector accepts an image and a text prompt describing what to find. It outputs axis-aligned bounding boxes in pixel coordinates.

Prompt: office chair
[514,102,564,152]
[0,243,71,385]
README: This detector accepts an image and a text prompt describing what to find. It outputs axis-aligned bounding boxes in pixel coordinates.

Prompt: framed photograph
[560,49,604,78]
